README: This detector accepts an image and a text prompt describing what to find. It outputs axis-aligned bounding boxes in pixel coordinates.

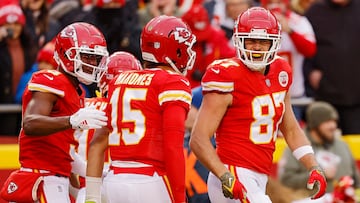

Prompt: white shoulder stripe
[28,83,65,97]
[202,81,234,92]
[158,90,191,106]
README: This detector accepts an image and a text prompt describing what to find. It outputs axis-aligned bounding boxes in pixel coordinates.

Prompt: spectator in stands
[212,0,254,44]
[291,0,318,15]
[181,4,236,88]
[0,1,37,135]
[49,0,86,30]
[15,39,57,104]
[21,0,61,50]
[92,0,140,56]
[261,0,317,122]
[138,0,180,28]
[304,0,360,134]
[279,101,360,193]
[0,1,37,103]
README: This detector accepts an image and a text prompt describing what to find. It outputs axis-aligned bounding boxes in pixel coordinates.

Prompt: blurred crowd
[2,0,360,136]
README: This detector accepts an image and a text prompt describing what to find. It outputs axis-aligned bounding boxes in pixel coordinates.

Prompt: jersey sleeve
[201,58,239,94]
[158,74,192,112]
[27,70,69,97]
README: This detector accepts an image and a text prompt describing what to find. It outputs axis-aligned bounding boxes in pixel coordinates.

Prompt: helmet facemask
[233,28,281,71]
[66,45,108,85]
[54,22,109,85]
[165,34,197,76]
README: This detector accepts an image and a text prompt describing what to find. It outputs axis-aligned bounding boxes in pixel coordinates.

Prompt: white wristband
[292,145,314,160]
[85,176,102,203]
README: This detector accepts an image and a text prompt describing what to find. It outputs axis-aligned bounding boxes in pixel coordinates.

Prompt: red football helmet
[181,4,211,42]
[98,51,142,97]
[141,15,196,75]
[233,7,281,70]
[54,22,109,85]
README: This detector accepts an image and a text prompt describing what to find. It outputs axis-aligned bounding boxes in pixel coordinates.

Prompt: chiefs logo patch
[174,27,191,43]
[278,71,289,87]
[7,182,18,194]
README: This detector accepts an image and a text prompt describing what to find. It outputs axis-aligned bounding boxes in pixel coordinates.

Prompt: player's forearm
[282,122,311,152]
[189,134,227,178]
[87,145,106,177]
[22,114,71,136]
[298,153,319,171]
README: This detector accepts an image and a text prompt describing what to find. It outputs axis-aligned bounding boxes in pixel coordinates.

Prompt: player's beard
[315,128,335,149]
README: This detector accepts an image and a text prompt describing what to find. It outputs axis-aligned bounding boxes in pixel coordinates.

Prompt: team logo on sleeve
[7,182,18,193]
[278,71,289,87]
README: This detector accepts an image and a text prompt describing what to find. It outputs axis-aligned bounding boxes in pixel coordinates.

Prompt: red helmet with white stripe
[233,7,281,70]
[54,22,109,84]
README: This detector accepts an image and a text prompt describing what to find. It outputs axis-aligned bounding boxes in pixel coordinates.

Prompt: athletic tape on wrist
[85,176,102,201]
[292,145,314,160]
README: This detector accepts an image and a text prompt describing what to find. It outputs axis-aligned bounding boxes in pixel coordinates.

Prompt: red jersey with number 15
[105,68,192,172]
[201,57,292,175]
[19,69,84,177]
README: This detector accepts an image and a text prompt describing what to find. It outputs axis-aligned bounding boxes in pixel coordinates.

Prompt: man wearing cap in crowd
[278,101,360,194]
[14,39,57,104]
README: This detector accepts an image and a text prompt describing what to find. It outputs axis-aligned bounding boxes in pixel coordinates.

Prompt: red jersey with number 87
[201,57,292,175]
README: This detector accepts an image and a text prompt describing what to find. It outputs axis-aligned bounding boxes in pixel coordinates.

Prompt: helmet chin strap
[165,57,185,75]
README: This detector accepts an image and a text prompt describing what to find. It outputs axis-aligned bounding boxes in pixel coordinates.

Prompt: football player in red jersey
[0,22,109,203]
[71,51,142,203]
[189,7,327,203]
[85,15,196,203]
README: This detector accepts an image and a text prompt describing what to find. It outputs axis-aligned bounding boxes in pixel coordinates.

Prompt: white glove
[70,107,108,130]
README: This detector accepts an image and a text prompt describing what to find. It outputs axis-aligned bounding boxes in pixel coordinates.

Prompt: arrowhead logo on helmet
[174,27,191,43]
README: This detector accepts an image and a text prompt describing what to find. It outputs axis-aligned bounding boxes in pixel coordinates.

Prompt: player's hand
[307,166,327,199]
[70,107,107,130]
[220,171,249,202]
